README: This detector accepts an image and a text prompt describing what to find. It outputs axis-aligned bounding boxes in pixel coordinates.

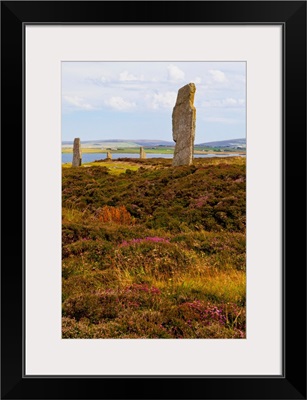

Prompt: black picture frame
[1,1,306,399]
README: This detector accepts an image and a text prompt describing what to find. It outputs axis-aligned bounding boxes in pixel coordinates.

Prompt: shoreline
[62,148,246,156]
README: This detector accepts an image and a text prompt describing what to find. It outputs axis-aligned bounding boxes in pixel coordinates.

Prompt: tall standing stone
[172,83,196,166]
[72,138,82,167]
[106,151,112,160]
[140,147,146,159]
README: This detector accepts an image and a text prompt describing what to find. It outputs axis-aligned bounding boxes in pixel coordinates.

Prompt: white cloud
[204,116,239,124]
[63,96,94,110]
[202,98,245,108]
[235,74,246,84]
[149,91,177,110]
[86,75,111,87]
[194,77,202,84]
[119,71,144,82]
[224,98,238,106]
[167,64,185,81]
[105,96,136,111]
[209,69,227,83]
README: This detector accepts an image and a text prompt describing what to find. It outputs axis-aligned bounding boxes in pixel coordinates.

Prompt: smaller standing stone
[72,138,82,167]
[106,151,112,160]
[140,147,146,159]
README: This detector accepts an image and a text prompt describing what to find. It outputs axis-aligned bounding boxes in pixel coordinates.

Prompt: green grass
[62,157,246,338]
[62,160,143,175]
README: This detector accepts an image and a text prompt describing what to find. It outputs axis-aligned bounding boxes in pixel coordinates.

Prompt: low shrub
[62,157,246,338]
[96,205,134,225]
[112,241,199,278]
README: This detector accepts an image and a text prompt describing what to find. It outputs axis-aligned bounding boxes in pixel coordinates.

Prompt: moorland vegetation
[62,156,246,338]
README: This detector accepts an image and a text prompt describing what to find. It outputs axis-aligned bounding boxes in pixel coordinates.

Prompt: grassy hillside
[62,157,246,339]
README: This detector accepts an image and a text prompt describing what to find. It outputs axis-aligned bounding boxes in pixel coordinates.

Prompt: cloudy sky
[62,62,246,143]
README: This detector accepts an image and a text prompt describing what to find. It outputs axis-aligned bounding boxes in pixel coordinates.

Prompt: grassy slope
[62,157,246,338]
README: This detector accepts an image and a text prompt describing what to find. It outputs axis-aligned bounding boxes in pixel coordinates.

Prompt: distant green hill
[62,138,246,149]
[62,141,138,149]
[197,138,246,148]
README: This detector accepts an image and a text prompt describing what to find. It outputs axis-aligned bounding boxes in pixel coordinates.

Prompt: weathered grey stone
[72,138,82,167]
[140,147,146,159]
[106,151,112,160]
[172,83,196,166]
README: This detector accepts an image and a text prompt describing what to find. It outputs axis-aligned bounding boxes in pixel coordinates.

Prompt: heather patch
[62,157,246,338]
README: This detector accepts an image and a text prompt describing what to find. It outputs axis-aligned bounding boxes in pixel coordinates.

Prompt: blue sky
[62,62,246,143]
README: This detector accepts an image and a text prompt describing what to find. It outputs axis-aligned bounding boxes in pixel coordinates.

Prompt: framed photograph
[1,1,306,399]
